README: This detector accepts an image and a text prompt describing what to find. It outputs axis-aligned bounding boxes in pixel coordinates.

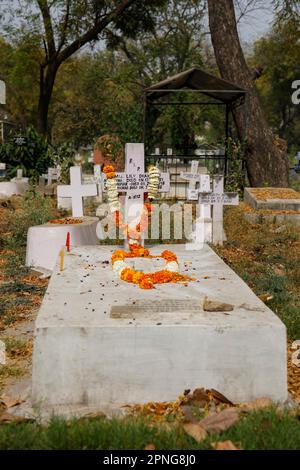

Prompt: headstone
[42,167,60,186]
[0,340,5,365]
[0,163,6,178]
[93,164,102,203]
[198,175,239,245]
[0,80,6,105]
[57,166,97,217]
[181,161,212,248]
[16,169,23,179]
[101,143,170,245]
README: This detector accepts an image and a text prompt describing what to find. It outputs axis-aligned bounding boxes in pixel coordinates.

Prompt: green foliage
[252,17,300,147]
[6,191,57,247]
[0,408,299,449]
[0,127,53,181]
[225,138,246,193]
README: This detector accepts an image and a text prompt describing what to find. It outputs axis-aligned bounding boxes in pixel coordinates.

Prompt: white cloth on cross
[57,166,97,217]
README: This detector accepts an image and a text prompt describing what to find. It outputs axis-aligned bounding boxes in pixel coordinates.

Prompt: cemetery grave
[25,144,287,414]
[26,166,99,271]
[0,168,29,199]
[244,187,300,227]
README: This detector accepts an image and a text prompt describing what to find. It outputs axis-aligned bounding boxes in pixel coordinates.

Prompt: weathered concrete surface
[26,217,99,271]
[32,244,287,410]
[244,187,300,211]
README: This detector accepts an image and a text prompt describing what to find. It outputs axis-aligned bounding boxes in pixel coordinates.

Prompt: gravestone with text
[102,143,170,246]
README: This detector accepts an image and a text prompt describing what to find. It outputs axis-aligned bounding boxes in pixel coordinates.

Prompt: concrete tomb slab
[244,187,300,211]
[32,244,287,411]
[26,217,99,271]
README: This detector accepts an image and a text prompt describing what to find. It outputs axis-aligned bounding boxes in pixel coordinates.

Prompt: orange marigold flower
[103,165,116,178]
[139,278,154,289]
[161,250,178,262]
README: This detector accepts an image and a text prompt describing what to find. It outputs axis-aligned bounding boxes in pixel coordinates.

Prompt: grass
[216,206,300,339]
[0,408,299,450]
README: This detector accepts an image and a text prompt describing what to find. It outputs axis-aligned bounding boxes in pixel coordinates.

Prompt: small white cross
[198,175,239,246]
[43,167,59,186]
[57,166,97,217]
[182,161,212,250]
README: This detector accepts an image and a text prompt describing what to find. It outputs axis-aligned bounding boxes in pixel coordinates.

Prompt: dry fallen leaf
[208,389,234,406]
[144,444,156,450]
[258,294,274,303]
[183,422,207,443]
[212,440,240,451]
[199,408,239,434]
[0,395,24,409]
[203,297,234,313]
[241,397,272,411]
[0,412,26,424]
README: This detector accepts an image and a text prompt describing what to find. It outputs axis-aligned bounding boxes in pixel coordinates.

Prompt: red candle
[66,232,70,252]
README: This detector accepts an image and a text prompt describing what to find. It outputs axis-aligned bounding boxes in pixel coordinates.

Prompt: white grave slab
[26,217,99,271]
[57,166,97,217]
[32,244,287,410]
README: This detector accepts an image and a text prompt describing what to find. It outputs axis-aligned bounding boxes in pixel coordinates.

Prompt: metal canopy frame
[143,68,247,176]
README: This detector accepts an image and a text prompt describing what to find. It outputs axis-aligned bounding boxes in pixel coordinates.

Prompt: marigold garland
[104,163,194,289]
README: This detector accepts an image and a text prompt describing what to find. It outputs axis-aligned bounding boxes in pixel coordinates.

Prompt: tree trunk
[207,0,289,187]
[37,62,58,138]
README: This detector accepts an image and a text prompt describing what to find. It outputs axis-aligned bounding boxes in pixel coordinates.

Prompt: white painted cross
[296,151,300,164]
[0,80,6,105]
[42,167,60,186]
[181,161,211,250]
[0,163,6,178]
[93,164,103,203]
[57,166,97,217]
[198,175,239,245]
[16,169,23,179]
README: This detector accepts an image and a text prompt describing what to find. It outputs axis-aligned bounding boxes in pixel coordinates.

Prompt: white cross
[16,169,23,179]
[198,175,239,246]
[296,152,300,164]
[93,164,103,202]
[57,166,97,217]
[182,161,211,250]
[0,80,6,105]
[42,167,59,186]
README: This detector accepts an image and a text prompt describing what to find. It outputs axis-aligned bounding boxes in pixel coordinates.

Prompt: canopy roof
[145,67,246,104]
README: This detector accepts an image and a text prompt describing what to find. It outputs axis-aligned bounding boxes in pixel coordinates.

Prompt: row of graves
[5,142,284,416]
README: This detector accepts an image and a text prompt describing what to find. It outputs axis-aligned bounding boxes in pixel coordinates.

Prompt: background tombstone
[198,175,239,245]
[0,80,6,105]
[181,161,212,247]
[57,166,97,217]
[0,163,6,178]
[93,164,103,203]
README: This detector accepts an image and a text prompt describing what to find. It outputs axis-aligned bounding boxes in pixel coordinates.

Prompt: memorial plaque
[199,192,239,205]
[101,173,170,192]
[110,299,203,318]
